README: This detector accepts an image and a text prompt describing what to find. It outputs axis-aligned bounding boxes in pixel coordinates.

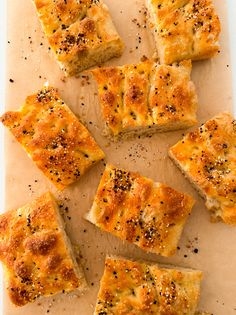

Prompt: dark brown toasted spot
[46,254,63,271]
[0,216,8,233]
[8,286,31,306]
[188,130,200,141]
[102,91,115,105]
[14,261,32,280]
[127,85,142,102]
[80,18,95,33]
[0,112,16,125]
[56,0,68,10]
[60,266,76,281]
[25,234,57,256]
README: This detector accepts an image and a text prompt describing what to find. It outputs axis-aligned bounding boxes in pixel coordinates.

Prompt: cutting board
[3,0,235,314]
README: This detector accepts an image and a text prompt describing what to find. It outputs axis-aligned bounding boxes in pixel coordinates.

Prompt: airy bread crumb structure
[146,0,221,64]
[94,256,203,315]
[0,192,87,307]
[32,0,124,76]
[169,112,236,224]
[91,59,198,138]
[86,165,195,256]
[0,85,105,190]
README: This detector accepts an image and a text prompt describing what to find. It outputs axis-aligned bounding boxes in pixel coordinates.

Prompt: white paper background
[0,1,7,314]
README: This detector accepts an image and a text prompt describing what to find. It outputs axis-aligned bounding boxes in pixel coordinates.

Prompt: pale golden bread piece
[32,0,124,76]
[169,112,236,225]
[146,0,221,64]
[0,85,105,190]
[0,192,87,306]
[91,59,198,138]
[94,256,203,315]
[86,164,195,257]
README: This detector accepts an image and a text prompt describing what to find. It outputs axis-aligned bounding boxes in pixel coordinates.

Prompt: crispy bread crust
[146,0,221,64]
[0,192,87,306]
[94,256,202,315]
[91,59,198,137]
[86,165,195,256]
[169,112,236,225]
[0,86,105,190]
[32,0,124,75]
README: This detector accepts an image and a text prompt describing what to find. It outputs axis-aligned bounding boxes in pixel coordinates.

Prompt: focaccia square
[146,0,221,64]
[169,112,236,225]
[94,256,203,315]
[0,85,105,190]
[91,59,198,138]
[32,0,124,76]
[86,165,195,256]
[0,192,87,306]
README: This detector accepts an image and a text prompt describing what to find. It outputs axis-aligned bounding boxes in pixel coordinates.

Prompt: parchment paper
[3,0,235,314]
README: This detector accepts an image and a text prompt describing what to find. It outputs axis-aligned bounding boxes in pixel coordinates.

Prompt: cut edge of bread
[85,202,97,225]
[105,254,203,276]
[168,148,223,223]
[51,193,88,292]
[33,0,125,77]
[61,38,124,77]
[104,118,198,141]
[90,57,198,140]
[145,0,167,64]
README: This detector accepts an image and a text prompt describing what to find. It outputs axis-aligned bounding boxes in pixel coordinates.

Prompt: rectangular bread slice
[91,59,198,138]
[169,112,236,225]
[0,192,87,306]
[86,164,195,257]
[32,0,124,76]
[146,0,221,64]
[0,85,105,190]
[94,256,202,315]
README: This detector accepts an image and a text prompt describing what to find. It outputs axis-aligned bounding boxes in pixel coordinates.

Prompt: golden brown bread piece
[169,112,236,225]
[86,164,195,257]
[94,256,203,315]
[146,0,221,64]
[91,59,198,138]
[0,85,105,190]
[32,0,124,76]
[0,192,87,306]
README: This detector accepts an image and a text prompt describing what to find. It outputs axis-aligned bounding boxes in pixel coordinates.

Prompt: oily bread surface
[86,164,195,257]
[1,86,105,190]
[0,192,87,306]
[146,0,221,64]
[32,0,124,75]
[94,256,202,315]
[91,59,198,137]
[169,112,236,225]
